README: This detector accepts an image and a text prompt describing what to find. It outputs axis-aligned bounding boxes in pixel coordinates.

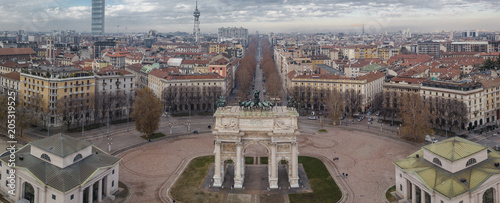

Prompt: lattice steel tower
[193,1,201,43]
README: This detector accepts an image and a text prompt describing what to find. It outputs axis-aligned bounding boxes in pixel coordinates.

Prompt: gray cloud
[1,0,499,33]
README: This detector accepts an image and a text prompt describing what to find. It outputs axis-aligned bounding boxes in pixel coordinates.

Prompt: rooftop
[394,137,500,199]
[31,134,92,158]
[423,137,487,162]
[0,48,36,56]
[0,71,20,81]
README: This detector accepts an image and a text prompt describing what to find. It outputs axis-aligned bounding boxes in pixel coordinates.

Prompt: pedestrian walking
[342,173,345,178]
[346,174,348,178]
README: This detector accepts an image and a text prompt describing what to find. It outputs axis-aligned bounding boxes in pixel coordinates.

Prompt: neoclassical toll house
[394,137,500,203]
[0,134,120,203]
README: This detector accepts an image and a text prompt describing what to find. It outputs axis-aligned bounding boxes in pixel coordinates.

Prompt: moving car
[308,116,317,120]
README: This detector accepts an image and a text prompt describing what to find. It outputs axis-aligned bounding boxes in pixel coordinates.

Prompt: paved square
[117,125,418,202]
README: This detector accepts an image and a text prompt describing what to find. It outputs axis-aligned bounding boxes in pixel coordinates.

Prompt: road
[251,37,266,101]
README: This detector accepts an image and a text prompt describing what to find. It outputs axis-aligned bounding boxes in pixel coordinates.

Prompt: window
[466,158,477,167]
[112,169,115,174]
[41,154,51,162]
[112,181,115,187]
[52,194,56,200]
[432,158,442,166]
[71,194,74,199]
[73,154,83,162]
[400,184,402,191]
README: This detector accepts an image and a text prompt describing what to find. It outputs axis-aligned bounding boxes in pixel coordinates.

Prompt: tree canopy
[131,88,163,138]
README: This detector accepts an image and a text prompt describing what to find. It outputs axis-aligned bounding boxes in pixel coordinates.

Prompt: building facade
[20,65,96,127]
[394,137,500,203]
[0,72,20,96]
[0,134,120,203]
[290,71,385,112]
[92,0,105,35]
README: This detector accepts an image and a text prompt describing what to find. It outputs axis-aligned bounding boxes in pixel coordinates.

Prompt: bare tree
[56,97,76,130]
[399,92,433,142]
[326,89,345,125]
[344,89,362,117]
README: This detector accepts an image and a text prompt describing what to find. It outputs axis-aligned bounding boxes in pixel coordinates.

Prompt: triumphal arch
[212,105,300,189]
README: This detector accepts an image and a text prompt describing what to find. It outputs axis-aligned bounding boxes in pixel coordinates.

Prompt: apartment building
[290,71,385,112]
[0,71,20,96]
[420,80,484,130]
[20,65,95,126]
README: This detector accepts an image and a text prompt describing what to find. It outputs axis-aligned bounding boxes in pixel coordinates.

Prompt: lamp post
[127,95,130,132]
[82,114,85,137]
[107,136,112,152]
[187,105,191,131]
[107,116,109,136]
[391,110,394,133]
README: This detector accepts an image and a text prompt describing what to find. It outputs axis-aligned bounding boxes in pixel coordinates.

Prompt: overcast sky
[1,0,499,34]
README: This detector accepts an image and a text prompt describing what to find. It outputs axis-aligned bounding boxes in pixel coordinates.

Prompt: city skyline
[1,0,500,34]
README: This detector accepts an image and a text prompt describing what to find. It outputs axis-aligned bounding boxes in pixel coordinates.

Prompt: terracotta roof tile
[0,48,36,56]
[0,71,20,81]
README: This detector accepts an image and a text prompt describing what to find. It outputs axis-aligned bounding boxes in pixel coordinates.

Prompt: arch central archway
[212,106,300,189]
[244,142,269,165]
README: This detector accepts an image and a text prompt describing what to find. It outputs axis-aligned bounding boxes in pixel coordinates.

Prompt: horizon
[1,0,499,34]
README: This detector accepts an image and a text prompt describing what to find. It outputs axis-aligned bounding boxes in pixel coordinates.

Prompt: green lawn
[386,185,397,202]
[170,156,222,203]
[289,156,342,203]
[140,132,166,140]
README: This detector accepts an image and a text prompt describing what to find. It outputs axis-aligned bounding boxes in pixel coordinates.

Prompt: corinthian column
[234,142,243,188]
[269,142,278,189]
[213,141,222,187]
[290,142,299,188]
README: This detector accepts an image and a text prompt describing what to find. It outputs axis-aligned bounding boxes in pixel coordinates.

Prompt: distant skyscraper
[193,1,201,43]
[402,28,411,38]
[92,0,105,35]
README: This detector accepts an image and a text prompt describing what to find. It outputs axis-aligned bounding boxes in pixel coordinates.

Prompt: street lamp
[82,114,85,137]
[187,105,191,131]
[127,95,130,132]
[107,136,112,152]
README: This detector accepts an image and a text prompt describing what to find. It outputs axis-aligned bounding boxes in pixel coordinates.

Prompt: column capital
[236,141,243,147]
[215,140,222,145]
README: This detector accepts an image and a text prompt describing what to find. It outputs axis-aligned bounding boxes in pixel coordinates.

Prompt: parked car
[193,130,199,134]
[368,117,373,122]
[375,112,380,116]
[425,135,438,143]
[357,116,365,122]
[308,116,317,120]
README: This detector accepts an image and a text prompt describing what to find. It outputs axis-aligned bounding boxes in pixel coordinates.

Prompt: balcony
[69,91,85,95]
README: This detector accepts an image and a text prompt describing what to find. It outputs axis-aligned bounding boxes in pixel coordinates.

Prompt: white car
[425,135,438,143]
[308,116,317,120]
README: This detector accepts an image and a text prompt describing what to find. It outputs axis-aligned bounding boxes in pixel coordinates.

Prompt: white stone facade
[212,106,300,189]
